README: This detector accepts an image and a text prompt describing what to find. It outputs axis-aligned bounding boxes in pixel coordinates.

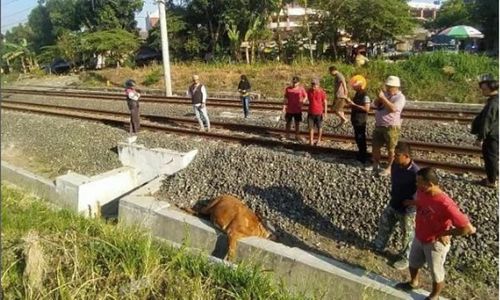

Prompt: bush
[142,68,162,86]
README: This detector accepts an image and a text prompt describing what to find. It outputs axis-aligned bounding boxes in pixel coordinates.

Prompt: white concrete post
[157,0,173,96]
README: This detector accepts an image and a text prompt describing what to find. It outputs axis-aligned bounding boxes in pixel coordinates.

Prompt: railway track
[3,88,479,123]
[1,100,485,175]
[1,99,482,157]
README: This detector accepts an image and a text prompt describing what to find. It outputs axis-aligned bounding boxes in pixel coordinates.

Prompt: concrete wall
[2,144,198,217]
[1,161,73,210]
[119,180,434,300]
[2,147,438,300]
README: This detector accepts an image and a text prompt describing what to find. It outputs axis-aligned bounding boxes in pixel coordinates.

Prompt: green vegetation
[1,184,304,299]
[93,52,497,103]
[142,67,162,86]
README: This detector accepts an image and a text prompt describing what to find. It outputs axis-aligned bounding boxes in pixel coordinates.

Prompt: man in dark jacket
[471,74,499,188]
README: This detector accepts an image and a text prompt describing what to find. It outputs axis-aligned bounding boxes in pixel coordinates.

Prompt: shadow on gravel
[269,222,373,273]
[244,185,369,246]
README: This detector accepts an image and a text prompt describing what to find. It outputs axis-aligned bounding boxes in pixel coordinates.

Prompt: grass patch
[92,52,498,103]
[1,184,304,299]
[142,67,162,86]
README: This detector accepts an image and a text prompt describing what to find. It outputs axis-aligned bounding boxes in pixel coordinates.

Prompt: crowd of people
[123,69,498,299]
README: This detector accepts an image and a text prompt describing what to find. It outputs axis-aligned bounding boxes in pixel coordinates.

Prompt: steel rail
[2,99,482,156]
[3,88,478,122]
[1,102,485,175]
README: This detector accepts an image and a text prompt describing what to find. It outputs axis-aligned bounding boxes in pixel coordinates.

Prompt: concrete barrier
[2,143,198,217]
[118,180,435,300]
[1,161,71,210]
[118,142,198,183]
[2,148,438,299]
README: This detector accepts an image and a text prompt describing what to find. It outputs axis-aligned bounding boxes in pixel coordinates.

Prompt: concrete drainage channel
[1,143,435,300]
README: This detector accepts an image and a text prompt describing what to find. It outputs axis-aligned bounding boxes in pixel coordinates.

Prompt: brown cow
[194,194,274,260]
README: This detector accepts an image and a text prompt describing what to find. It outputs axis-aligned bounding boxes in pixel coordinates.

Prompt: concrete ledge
[2,144,197,218]
[119,187,434,300]
[118,143,198,183]
[2,157,438,299]
[1,161,73,210]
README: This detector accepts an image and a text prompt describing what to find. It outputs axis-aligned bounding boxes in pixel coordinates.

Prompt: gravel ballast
[1,105,497,299]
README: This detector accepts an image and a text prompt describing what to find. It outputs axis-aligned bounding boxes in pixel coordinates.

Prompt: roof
[407,1,441,9]
[147,10,159,18]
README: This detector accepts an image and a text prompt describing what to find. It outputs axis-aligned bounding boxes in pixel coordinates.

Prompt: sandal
[479,178,498,188]
[394,281,418,291]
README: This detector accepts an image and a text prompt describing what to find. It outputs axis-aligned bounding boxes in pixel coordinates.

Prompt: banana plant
[1,39,37,73]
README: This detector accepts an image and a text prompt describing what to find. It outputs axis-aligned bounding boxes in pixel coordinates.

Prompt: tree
[347,0,415,44]
[39,31,85,70]
[431,0,473,30]
[475,0,498,51]
[76,0,143,32]
[28,3,55,53]
[145,7,191,61]
[185,0,228,57]
[81,29,140,68]
[2,39,37,73]
[316,0,355,59]
[226,22,241,62]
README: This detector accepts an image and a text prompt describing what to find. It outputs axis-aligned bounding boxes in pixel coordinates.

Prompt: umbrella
[437,25,484,39]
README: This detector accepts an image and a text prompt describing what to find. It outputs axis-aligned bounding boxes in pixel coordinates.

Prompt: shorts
[285,113,302,123]
[308,114,323,129]
[332,97,346,113]
[409,238,451,283]
[372,126,400,150]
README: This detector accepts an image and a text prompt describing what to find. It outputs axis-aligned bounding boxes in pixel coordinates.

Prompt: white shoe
[127,135,137,144]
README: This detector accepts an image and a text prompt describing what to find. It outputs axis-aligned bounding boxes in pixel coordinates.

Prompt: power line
[2,5,37,20]
[1,18,28,31]
[3,0,23,6]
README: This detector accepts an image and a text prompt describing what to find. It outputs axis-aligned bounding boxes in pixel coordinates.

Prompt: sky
[1,0,443,34]
[1,0,158,34]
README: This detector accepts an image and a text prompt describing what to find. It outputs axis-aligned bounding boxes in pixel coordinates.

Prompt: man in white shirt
[187,74,211,131]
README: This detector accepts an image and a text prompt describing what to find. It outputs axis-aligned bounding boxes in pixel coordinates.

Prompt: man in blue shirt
[373,141,419,270]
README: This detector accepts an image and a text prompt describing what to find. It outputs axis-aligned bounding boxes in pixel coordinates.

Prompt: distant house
[146,10,159,31]
[407,1,441,21]
[267,3,320,32]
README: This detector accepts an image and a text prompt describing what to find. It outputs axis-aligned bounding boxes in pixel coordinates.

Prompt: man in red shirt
[396,167,476,300]
[306,78,328,146]
[283,76,307,141]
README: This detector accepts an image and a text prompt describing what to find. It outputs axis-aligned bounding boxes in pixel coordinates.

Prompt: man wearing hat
[471,74,499,188]
[306,78,328,146]
[371,75,406,176]
[283,76,307,141]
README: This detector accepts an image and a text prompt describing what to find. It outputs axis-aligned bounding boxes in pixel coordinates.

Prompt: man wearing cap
[471,74,499,188]
[283,76,307,141]
[371,75,406,176]
[306,78,328,146]
[346,75,370,165]
[187,74,211,131]
[125,79,140,142]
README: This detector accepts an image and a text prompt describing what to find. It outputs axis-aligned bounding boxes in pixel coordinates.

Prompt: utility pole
[157,0,172,96]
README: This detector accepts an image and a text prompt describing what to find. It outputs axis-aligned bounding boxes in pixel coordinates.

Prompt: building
[267,3,319,32]
[407,1,442,21]
[146,10,159,31]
